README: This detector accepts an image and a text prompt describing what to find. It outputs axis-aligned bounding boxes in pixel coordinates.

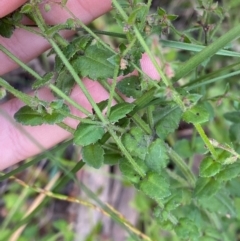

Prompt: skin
[0,0,160,170]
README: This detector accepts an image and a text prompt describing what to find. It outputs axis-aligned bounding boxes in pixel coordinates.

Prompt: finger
[0,0,112,75]
[0,0,27,18]
[0,54,160,170]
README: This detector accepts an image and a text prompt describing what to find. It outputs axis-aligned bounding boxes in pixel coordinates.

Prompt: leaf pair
[14,102,69,126]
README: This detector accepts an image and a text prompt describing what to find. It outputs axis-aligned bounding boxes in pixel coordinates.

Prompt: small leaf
[194,177,221,198]
[175,218,200,240]
[183,93,202,107]
[164,189,182,211]
[127,4,148,26]
[73,123,105,146]
[157,7,166,16]
[20,3,33,13]
[14,105,69,126]
[216,163,240,181]
[224,111,240,123]
[119,158,146,184]
[55,35,93,71]
[215,149,232,164]
[183,104,209,124]
[145,139,169,173]
[12,12,23,22]
[49,100,65,110]
[109,103,135,122]
[199,156,221,177]
[167,14,178,21]
[0,19,15,38]
[82,143,104,169]
[73,44,115,80]
[32,72,53,89]
[122,127,151,160]
[66,18,75,29]
[116,76,142,98]
[139,172,171,200]
[155,106,182,139]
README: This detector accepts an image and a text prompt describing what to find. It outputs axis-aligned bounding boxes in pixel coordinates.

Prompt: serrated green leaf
[199,156,221,177]
[194,177,221,198]
[116,76,142,98]
[55,35,93,71]
[224,111,240,123]
[215,149,232,164]
[119,158,146,184]
[139,172,171,200]
[0,19,14,38]
[164,189,182,211]
[33,72,53,89]
[109,103,135,122]
[216,163,240,181]
[122,127,151,160]
[155,106,182,139]
[183,104,209,124]
[82,143,104,169]
[175,218,200,240]
[14,104,69,126]
[73,123,105,146]
[145,139,169,173]
[73,45,115,80]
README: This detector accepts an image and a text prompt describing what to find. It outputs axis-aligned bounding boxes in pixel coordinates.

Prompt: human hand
[0,0,161,170]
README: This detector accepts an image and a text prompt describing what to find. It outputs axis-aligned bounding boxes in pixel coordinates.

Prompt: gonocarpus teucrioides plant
[1,0,240,240]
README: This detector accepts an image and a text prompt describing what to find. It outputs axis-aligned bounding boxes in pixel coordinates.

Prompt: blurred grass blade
[182,61,240,88]
[186,70,240,90]
[9,172,61,241]
[0,140,71,182]
[172,24,240,82]
[161,40,240,57]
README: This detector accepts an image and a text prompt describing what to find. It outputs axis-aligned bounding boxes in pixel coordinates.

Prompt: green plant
[2,0,240,240]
